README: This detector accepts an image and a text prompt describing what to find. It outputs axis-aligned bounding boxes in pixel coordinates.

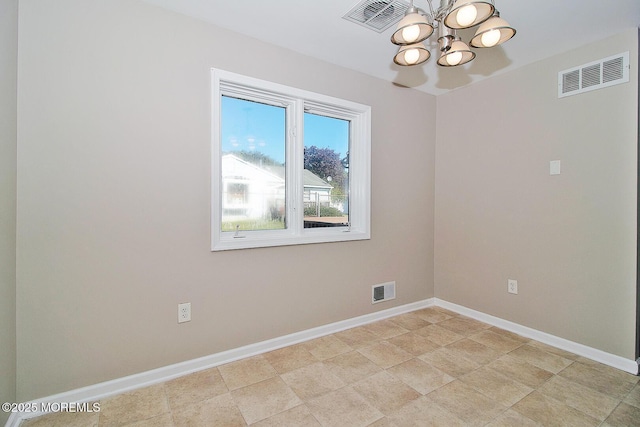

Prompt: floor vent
[558,52,629,98]
[343,0,409,33]
[372,281,396,304]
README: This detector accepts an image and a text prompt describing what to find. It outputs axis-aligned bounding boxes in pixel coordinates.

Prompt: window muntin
[212,69,370,251]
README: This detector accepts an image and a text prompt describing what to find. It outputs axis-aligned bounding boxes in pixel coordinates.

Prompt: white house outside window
[211,69,371,251]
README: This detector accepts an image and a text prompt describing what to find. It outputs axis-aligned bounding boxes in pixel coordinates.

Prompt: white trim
[435,299,639,375]
[7,297,638,427]
[211,68,371,251]
[7,299,433,426]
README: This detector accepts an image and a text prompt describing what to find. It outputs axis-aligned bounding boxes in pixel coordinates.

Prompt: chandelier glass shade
[391,0,516,67]
[393,42,431,66]
[444,0,494,29]
[391,8,434,45]
[470,12,516,48]
[436,39,475,66]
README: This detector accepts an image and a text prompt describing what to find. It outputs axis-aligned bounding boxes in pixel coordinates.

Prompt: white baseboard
[6,299,434,427]
[6,297,638,427]
[435,299,639,376]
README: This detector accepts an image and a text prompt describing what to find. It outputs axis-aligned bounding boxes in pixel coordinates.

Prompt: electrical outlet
[507,279,518,295]
[178,302,191,323]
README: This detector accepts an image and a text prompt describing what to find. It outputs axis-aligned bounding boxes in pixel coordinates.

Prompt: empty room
[1,0,640,426]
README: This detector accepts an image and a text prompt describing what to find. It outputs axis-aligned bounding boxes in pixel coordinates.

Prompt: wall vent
[558,52,629,98]
[372,281,396,304]
[343,0,409,33]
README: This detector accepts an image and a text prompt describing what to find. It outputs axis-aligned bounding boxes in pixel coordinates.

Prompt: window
[211,69,371,251]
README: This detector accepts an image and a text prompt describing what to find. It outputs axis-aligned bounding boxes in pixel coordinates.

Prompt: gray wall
[0,0,18,423]
[435,29,638,360]
[16,0,436,400]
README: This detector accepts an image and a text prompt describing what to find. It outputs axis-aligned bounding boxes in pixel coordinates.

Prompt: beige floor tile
[99,384,170,427]
[306,387,384,427]
[362,319,409,339]
[526,339,579,360]
[164,368,228,409]
[387,313,430,330]
[575,356,636,373]
[352,371,421,415]
[574,358,640,385]
[411,307,454,324]
[20,410,99,427]
[335,326,381,349]
[22,309,640,427]
[602,402,640,427]
[387,395,466,427]
[367,417,402,427]
[262,344,318,374]
[437,316,490,336]
[323,350,383,384]
[537,375,620,421]
[387,358,454,394]
[469,329,526,353]
[367,417,397,426]
[484,409,542,427]
[303,334,352,360]
[487,327,530,344]
[387,331,440,356]
[460,366,533,407]
[218,355,277,391]
[123,413,175,427]
[171,393,245,427]
[445,338,503,365]
[231,377,302,424]
[488,354,554,388]
[512,391,601,427]
[426,380,507,427]
[280,362,345,400]
[624,383,640,408]
[251,404,320,427]
[508,344,573,374]
[431,307,461,317]
[357,341,413,369]
[414,324,464,346]
[558,361,637,400]
[419,347,481,378]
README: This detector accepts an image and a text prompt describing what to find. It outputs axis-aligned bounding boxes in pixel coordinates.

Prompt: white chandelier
[392,0,516,67]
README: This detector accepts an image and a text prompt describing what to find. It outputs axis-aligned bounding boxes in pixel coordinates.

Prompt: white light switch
[550,160,561,175]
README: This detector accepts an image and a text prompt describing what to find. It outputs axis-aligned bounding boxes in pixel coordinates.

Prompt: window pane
[212,69,370,251]
[221,96,286,231]
[303,113,350,228]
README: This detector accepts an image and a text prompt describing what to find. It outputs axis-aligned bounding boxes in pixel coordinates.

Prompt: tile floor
[21,307,640,426]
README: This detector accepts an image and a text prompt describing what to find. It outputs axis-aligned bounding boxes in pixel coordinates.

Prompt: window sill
[211,229,370,251]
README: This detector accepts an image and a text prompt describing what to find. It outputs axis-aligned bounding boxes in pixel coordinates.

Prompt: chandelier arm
[431,0,453,22]
[424,0,436,18]
[421,9,434,25]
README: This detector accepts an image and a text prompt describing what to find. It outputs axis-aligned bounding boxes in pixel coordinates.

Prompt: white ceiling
[140,0,640,95]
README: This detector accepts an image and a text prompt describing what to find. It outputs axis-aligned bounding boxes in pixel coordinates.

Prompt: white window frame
[211,69,371,251]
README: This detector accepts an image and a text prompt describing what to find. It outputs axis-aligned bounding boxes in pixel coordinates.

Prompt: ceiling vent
[343,0,409,33]
[558,52,629,98]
